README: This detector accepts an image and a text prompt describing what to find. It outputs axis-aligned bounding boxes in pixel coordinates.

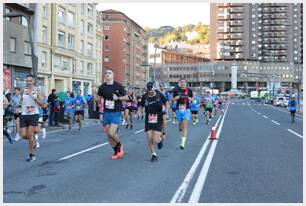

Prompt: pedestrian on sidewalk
[47,89,59,126]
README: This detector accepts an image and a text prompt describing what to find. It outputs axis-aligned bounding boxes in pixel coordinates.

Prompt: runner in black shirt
[172,78,194,149]
[93,68,128,160]
[139,82,169,162]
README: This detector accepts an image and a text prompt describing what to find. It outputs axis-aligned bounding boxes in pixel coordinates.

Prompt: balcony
[230,7,243,13]
[230,3,243,7]
[236,40,243,45]
[230,13,243,19]
[219,3,230,7]
[231,33,243,39]
[235,53,243,59]
[218,34,230,40]
[230,27,243,33]
[230,20,243,26]
[217,27,230,33]
[235,47,243,52]
[217,13,230,20]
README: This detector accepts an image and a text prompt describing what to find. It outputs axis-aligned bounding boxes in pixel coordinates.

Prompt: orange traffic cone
[210,124,217,140]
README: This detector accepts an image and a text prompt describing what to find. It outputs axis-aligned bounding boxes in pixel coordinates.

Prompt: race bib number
[148,114,158,124]
[179,104,186,111]
[105,100,115,109]
[76,105,81,110]
[26,106,35,114]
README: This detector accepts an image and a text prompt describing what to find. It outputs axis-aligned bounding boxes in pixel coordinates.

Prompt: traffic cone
[210,124,217,140]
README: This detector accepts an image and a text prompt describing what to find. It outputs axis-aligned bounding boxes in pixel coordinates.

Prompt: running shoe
[130,125,133,129]
[150,154,158,162]
[193,121,196,125]
[14,133,20,141]
[27,154,36,162]
[117,144,124,158]
[180,145,185,150]
[111,152,119,160]
[125,124,129,129]
[157,138,163,149]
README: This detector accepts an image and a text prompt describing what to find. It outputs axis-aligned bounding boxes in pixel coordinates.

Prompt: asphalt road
[3,99,303,203]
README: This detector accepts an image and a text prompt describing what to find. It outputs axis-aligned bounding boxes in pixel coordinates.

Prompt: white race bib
[148,114,158,124]
[105,100,115,109]
[179,104,186,112]
[26,106,35,114]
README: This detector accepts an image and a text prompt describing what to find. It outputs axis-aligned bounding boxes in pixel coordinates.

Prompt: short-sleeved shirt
[64,97,75,112]
[191,96,201,111]
[172,87,193,110]
[140,91,167,116]
[74,96,86,111]
[204,96,214,108]
[11,95,20,113]
[97,81,126,112]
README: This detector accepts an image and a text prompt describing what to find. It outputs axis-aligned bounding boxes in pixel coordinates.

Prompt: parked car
[283,98,289,107]
[274,97,285,107]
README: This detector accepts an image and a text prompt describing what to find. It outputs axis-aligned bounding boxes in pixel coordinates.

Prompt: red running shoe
[117,144,124,158]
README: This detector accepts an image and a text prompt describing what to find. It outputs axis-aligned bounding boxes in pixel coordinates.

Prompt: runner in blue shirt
[74,89,87,131]
[288,95,297,123]
[64,91,75,130]
[190,93,201,125]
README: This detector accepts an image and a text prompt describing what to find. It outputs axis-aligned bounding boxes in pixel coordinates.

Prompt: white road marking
[59,142,109,161]
[263,115,268,119]
[287,129,303,139]
[232,102,235,105]
[188,98,230,203]
[258,112,261,115]
[271,120,280,125]
[135,129,145,134]
[171,107,225,203]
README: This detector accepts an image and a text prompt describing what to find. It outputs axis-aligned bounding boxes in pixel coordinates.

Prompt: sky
[96,3,210,29]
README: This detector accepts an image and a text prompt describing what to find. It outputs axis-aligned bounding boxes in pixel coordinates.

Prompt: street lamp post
[3,12,37,79]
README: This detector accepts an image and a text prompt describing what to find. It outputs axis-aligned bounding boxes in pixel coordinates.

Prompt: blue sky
[97,3,210,29]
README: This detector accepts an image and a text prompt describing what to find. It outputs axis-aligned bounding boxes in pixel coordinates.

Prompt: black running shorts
[20,114,39,128]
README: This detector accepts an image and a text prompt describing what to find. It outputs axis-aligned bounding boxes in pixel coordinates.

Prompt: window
[10,37,16,53]
[54,55,61,68]
[42,51,47,67]
[67,11,74,27]
[251,14,256,18]
[80,40,84,54]
[104,56,109,62]
[68,34,74,50]
[42,26,47,43]
[42,3,47,18]
[62,58,69,70]
[58,31,65,47]
[104,25,109,30]
[105,45,109,51]
[105,35,109,40]
[87,63,93,75]
[104,15,110,20]
[21,16,28,26]
[58,7,65,23]
[24,41,31,55]
[87,43,93,56]
[252,40,256,44]
[87,23,93,36]
[88,4,93,18]
[81,20,84,34]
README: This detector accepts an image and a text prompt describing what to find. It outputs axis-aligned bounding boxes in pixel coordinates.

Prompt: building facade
[3,3,35,92]
[166,61,300,93]
[210,3,303,64]
[36,3,100,96]
[100,9,148,90]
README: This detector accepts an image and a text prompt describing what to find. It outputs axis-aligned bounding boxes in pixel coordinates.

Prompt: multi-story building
[100,9,148,91]
[3,3,35,91]
[210,3,303,65]
[166,61,299,93]
[36,3,99,96]
[96,10,103,85]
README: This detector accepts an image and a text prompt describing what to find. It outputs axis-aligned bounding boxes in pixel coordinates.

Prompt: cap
[147,82,154,91]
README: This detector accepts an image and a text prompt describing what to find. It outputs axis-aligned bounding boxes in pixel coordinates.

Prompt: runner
[11,87,21,141]
[159,83,171,139]
[63,91,75,130]
[3,94,13,144]
[190,93,201,125]
[172,78,194,150]
[19,74,44,162]
[124,89,137,129]
[139,82,168,162]
[74,89,87,131]
[203,91,214,125]
[288,94,297,123]
[136,95,144,120]
[94,68,128,160]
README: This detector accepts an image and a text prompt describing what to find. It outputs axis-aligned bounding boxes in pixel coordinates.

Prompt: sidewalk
[46,118,100,133]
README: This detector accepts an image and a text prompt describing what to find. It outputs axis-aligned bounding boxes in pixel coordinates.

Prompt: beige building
[36,3,101,96]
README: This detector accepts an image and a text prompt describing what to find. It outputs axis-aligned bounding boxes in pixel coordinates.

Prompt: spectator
[47,89,59,126]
